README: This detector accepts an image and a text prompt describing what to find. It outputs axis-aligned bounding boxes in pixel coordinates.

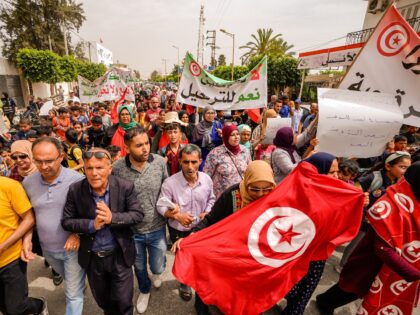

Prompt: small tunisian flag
[173,162,365,315]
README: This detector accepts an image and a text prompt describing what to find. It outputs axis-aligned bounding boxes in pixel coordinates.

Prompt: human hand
[364,192,370,207]
[309,138,319,147]
[96,201,112,224]
[198,212,207,220]
[174,212,194,227]
[64,233,80,252]
[20,238,35,262]
[171,238,183,253]
[94,216,105,230]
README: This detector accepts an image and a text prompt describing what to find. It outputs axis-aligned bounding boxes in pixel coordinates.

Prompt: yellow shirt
[0,177,32,268]
[67,145,84,174]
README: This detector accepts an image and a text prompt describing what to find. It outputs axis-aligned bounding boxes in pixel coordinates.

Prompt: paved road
[25,246,419,315]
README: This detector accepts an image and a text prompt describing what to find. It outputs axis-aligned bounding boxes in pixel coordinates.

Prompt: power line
[293,35,347,53]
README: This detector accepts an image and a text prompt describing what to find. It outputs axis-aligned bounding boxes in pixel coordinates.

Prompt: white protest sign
[177,53,267,110]
[39,100,54,116]
[0,114,8,134]
[340,6,420,127]
[262,117,292,145]
[317,88,403,158]
[78,76,99,103]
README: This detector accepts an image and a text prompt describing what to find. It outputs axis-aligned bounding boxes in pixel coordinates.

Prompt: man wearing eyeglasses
[62,148,144,315]
[22,137,85,315]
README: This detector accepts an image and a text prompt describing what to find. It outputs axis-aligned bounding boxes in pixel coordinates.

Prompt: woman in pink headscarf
[203,124,251,199]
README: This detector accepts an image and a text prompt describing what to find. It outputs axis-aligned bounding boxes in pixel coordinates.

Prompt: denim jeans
[133,228,167,294]
[43,250,86,315]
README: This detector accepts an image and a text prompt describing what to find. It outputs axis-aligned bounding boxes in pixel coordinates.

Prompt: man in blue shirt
[279,95,291,118]
[62,148,144,315]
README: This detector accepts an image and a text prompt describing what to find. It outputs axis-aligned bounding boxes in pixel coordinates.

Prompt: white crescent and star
[248,207,316,268]
[377,22,410,57]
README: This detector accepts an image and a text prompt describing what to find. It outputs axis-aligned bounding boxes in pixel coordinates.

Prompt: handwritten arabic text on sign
[177,53,267,110]
[263,118,292,145]
[317,88,403,158]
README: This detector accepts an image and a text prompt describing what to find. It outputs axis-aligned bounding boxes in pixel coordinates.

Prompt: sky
[77,0,368,78]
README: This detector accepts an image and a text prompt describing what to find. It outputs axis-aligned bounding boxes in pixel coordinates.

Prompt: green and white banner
[177,53,267,110]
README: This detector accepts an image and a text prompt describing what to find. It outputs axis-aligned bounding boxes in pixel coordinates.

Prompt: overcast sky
[78,0,368,78]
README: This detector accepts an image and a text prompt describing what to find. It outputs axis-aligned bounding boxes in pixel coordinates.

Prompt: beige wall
[362,0,420,29]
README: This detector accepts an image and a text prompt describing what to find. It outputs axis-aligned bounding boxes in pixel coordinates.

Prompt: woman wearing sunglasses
[8,140,37,182]
[172,160,276,315]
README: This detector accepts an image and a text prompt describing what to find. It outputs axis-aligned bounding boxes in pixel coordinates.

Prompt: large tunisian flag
[173,162,365,315]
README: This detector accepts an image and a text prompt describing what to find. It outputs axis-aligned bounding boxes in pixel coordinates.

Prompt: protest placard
[317,88,403,158]
[78,76,99,103]
[177,53,267,110]
[262,117,292,145]
[39,100,54,116]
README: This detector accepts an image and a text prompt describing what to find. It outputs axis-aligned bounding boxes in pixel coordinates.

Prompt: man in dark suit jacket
[62,148,143,315]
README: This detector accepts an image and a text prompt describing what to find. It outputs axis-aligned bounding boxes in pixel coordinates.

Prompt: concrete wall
[362,0,420,29]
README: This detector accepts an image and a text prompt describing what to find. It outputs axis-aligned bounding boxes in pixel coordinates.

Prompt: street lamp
[220,29,235,80]
[172,45,180,85]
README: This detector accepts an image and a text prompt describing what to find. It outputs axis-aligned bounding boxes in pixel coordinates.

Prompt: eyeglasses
[83,151,111,161]
[34,155,61,166]
[205,112,216,115]
[248,186,274,193]
[11,154,29,161]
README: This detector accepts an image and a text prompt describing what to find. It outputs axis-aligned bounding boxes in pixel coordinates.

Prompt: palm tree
[240,28,294,63]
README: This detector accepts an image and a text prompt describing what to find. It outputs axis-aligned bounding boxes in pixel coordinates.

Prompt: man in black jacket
[62,148,144,315]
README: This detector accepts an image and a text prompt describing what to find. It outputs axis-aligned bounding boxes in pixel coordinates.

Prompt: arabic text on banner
[177,53,267,110]
[298,44,361,70]
[78,75,99,103]
[317,88,403,158]
[339,5,420,127]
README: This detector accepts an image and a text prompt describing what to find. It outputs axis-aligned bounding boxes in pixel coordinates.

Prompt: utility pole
[220,29,235,80]
[197,5,205,65]
[206,30,219,68]
[172,45,180,84]
[162,58,168,82]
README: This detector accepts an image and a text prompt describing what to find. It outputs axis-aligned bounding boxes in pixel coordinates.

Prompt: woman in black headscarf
[281,152,339,315]
[178,110,194,143]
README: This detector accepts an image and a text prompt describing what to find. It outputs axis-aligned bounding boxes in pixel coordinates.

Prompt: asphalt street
[22,245,419,315]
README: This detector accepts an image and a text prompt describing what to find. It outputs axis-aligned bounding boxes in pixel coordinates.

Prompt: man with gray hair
[157,144,215,301]
[62,148,144,315]
[268,94,278,109]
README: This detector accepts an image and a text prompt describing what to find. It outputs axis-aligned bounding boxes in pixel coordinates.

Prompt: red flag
[358,179,420,314]
[246,108,261,124]
[110,88,128,124]
[173,162,364,315]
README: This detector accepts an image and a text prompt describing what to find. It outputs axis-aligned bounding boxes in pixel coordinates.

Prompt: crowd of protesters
[0,86,419,315]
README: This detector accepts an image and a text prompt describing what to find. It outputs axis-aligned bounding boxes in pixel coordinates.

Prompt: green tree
[150,70,162,82]
[0,0,86,62]
[16,48,62,83]
[212,65,249,81]
[218,54,226,66]
[240,28,294,63]
[248,55,301,95]
[76,60,107,81]
[59,55,78,82]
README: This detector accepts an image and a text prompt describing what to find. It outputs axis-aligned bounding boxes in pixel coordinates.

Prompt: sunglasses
[83,151,111,161]
[11,154,29,160]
